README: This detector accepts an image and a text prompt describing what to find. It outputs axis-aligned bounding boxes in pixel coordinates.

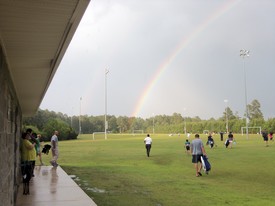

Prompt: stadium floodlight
[105,69,109,140]
[240,49,250,139]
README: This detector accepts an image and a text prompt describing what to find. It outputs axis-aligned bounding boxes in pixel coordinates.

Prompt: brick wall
[0,45,22,206]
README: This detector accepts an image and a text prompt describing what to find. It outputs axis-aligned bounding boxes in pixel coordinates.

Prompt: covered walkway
[16,166,97,206]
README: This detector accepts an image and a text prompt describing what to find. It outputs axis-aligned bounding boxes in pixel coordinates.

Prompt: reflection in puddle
[50,167,58,194]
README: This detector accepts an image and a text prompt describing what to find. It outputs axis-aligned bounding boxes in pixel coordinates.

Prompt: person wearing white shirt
[50,130,59,167]
[144,134,152,157]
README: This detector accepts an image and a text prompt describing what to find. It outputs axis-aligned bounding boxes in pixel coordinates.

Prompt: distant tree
[171,113,183,124]
[130,117,145,131]
[81,115,92,134]
[108,115,119,133]
[220,107,237,121]
[23,125,40,134]
[229,119,244,133]
[192,116,201,122]
[234,111,240,119]
[154,115,168,126]
[191,122,204,133]
[264,118,275,132]
[23,109,48,131]
[90,116,104,133]
[23,107,272,135]
[247,99,264,120]
[117,116,130,133]
[43,118,77,141]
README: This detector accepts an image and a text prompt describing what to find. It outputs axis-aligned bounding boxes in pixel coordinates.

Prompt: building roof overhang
[0,0,90,116]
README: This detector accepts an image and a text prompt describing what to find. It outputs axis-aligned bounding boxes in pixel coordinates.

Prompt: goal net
[132,130,144,136]
[241,127,262,135]
[93,132,106,140]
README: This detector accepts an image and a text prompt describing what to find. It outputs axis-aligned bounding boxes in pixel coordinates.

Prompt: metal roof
[0,0,90,116]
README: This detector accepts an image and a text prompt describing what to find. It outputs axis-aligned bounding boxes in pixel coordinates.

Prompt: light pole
[79,97,82,135]
[224,99,229,133]
[105,69,109,140]
[240,49,249,140]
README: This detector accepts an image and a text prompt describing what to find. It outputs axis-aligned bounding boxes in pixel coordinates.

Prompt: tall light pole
[240,49,249,139]
[79,97,82,135]
[105,69,109,140]
[224,99,229,133]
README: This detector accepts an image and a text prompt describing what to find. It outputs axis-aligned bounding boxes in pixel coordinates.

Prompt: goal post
[241,127,262,135]
[132,130,144,135]
[92,132,105,140]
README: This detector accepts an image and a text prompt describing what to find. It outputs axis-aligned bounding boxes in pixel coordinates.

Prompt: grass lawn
[42,133,275,206]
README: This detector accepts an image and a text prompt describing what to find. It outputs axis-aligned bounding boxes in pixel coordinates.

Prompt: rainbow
[131,0,241,117]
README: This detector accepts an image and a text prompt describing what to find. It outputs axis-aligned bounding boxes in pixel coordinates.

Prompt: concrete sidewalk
[16,166,97,206]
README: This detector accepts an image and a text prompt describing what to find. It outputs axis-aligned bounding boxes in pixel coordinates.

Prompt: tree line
[23,99,275,140]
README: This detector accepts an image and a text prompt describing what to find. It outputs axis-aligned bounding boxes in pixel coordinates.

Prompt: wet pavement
[16,166,97,206]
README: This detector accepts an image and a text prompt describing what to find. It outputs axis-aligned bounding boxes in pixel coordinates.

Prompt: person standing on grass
[207,133,215,148]
[190,134,207,177]
[227,132,234,148]
[144,134,152,157]
[262,130,268,147]
[220,132,224,141]
[185,139,191,154]
[268,132,273,141]
[50,131,59,167]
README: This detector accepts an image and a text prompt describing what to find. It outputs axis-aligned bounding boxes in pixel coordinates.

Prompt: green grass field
[42,133,275,206]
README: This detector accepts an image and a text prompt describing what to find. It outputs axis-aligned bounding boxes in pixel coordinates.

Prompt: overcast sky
[40,0,275,120]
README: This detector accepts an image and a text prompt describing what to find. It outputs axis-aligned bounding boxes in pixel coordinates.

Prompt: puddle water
[70,174,106,193]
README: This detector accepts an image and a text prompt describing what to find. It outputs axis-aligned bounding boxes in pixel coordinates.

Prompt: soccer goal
[241,127,262,135]
[93,132,106,140]
[132,130,144,136]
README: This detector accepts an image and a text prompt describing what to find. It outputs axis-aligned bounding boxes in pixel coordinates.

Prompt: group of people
[184,131,235,152]
[143,133,207,177]
[20,128,42,194]
[21,129,42,175]
[262,130,274,147]
[20,129,59,194]
[20,129,60,166]
[144,132,239,177]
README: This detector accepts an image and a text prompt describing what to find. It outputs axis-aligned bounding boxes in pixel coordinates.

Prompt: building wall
[0,45,22,206]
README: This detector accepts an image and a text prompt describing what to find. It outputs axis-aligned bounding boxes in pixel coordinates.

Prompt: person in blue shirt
[185,139,191,154]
